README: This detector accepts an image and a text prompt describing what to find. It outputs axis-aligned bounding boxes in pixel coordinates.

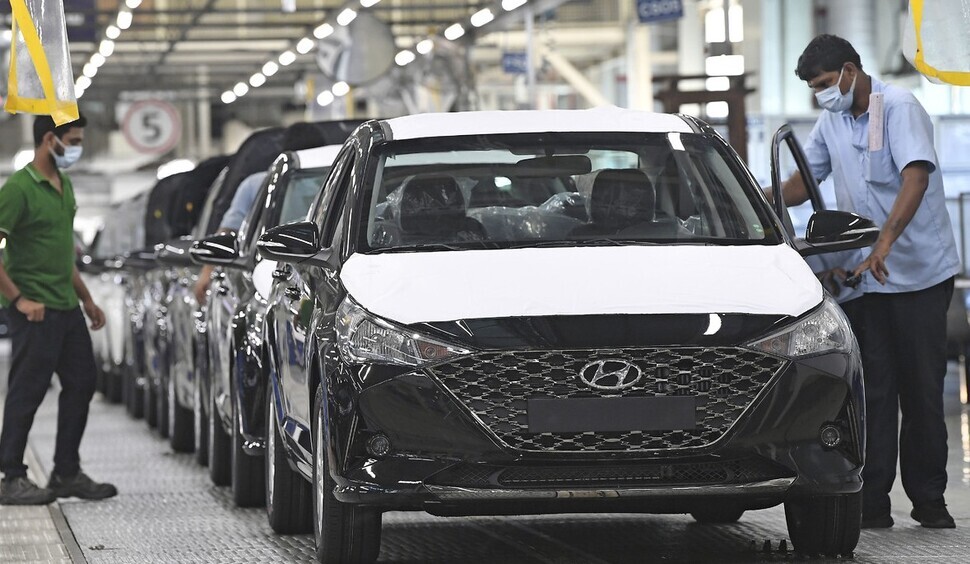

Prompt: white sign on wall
[121,100,181,154]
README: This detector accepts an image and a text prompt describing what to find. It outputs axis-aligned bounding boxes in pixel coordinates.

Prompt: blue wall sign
[636,0,684,24]
[502,52,529,75]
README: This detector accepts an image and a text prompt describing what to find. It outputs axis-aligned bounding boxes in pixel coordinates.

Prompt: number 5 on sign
[121,100,182,155]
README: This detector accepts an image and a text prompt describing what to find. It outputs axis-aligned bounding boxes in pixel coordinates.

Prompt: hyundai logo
[579,359,642,391]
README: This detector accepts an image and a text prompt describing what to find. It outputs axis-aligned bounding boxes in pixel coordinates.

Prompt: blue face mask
[815,66,856,113]
[49,137,83,169]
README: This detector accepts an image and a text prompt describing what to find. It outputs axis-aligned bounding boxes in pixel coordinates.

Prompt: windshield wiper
[375,243,475,253]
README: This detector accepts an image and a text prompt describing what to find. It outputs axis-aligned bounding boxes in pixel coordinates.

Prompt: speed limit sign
[121,100,181,154]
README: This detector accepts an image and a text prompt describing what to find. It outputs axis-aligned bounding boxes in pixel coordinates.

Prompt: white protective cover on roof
[384,106,694,141]
[340,245,823,325]
[294,144,343,169]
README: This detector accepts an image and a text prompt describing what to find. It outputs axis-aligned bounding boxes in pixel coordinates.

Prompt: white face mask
[49,136,83,169]
[815,66,856,113]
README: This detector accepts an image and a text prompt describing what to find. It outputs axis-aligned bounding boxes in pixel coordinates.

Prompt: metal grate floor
[12,362,970,563]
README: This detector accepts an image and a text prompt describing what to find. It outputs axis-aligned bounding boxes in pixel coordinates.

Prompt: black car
[190,145,340,507]
[256,108,877,563]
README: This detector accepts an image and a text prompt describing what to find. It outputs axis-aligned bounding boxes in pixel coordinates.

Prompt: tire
[784,493,861,557]
[690,506,745,524]
[266,386,312,534]
[156,378,170,439]
[312,385,381,564]
[169,376,195,453]
[194,376,209,466]
[208,389,232,486]
[145,381,158,429]
[231,392,266,507]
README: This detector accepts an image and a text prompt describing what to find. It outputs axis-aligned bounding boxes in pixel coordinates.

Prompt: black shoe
[0,476,57,505]
[47,472,117,500]
[861,513,894,529]
[911,499,956,528]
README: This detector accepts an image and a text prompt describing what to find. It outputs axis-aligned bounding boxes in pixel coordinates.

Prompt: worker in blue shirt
[780,35,960,530]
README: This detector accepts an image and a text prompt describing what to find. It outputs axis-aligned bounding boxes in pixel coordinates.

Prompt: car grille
[429,348,785,453]
[427,458,794,488]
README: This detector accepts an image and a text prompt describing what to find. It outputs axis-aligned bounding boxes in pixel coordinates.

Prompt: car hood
[340,245,823,325]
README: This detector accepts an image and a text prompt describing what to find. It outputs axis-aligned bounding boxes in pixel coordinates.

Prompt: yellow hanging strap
[910,0,970,86]
[4,0,79,124]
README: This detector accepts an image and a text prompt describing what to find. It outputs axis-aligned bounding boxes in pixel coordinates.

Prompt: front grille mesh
[429,348,785,453]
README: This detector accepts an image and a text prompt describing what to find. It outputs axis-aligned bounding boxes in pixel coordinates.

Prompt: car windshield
[361,132,780,252]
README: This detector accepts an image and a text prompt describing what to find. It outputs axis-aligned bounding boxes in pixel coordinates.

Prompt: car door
[270,146,356,461]
[770,124,826,237]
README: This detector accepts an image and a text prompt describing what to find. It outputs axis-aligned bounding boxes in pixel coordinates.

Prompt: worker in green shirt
[0,114,117,505]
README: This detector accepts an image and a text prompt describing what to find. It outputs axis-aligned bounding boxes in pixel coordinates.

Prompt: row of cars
[80,108,878,562]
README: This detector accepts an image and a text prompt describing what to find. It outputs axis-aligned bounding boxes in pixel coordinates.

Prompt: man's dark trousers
[841,277,954,517]
[0,307,97,479]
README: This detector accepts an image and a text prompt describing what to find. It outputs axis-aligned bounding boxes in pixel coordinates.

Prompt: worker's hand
[16,297,46,322]
[82,298,106,330]
[193,277,210,306]
[817,267,848,296]
[852,242,891,285]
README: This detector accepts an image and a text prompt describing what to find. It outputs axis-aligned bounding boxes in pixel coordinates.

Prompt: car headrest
[398,174,468,235]
[581,169,655,229]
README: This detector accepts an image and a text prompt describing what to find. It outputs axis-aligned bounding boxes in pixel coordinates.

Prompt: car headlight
[336,296,471,367]
[747,297,855,359]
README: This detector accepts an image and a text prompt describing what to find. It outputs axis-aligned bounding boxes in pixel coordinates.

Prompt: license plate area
[527,397,697,434]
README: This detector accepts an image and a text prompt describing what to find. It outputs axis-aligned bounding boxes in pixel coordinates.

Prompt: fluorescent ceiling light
[76,75,92,90]
[82,63,97,78]
[233,82,249,97]
[117,11,133,30]
[250,73,266,87]
[331,81,350,96]
[416,39,434,55]
[336,8,358,26]
[221,91,237,104]
[395,50,416,66]
[91,53,106,67]
[360,0,381,7]
[157,159,195,180]
[314,23,334,39]
[262,61,279,77]
[105,25,120,40]
[470,8,494,27]
[502,0,527,10]
[705,54,744,76]
[444,23,465,41]
[705,76,730,91]
[316,91,335,107]
[279,50,297,66]
[125,0,142,9]
[99,40,115,57]
[296,37,315,54]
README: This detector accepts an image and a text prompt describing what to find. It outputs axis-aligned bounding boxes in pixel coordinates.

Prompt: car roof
[293,144,342,169]
[382,106,694,141]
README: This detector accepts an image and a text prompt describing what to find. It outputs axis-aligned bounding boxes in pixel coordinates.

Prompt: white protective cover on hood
[340,245,823,325]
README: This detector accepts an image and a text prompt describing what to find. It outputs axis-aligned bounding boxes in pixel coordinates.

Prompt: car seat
[396,174,486,244]
[570,169,655,237]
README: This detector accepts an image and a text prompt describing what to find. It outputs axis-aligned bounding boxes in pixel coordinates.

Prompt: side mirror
[155,236,196,267]
[190,233,240,266]
[256,221,321,263]
[797,210,880,257]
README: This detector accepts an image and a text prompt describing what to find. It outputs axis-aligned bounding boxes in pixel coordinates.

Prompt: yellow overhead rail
[905,0,970,86]
[4,0,79,125]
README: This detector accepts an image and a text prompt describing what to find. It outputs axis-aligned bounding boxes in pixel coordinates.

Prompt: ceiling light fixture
[279,50,297,66]
[502,0,527,11]
[331,81,350,96]
[117,10,133,29]
[395,50,416,66]
[470,8,494,27]
[262,61,279,77]
[91,53,106,67]
[314,23,334,39]
[105,25,121,40]
[99,40,115,57]
[360,0,381,7]
[250,73,266,87]
[416,39,434,55]
[82,63,97,78]
[444,23,465,41]
[76,76,92,90]
[233,82,249,97]
[125,0,142,9]
[316,91,335,106]
[296,37,315,54]
[336,8,357,26]
[221,91,237,104]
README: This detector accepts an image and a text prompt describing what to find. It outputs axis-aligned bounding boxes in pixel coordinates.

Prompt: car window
[321,157,355,248]
[280,169,331,226]
[360,132,781,252]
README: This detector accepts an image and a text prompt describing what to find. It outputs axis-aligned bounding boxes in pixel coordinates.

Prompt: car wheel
[231,392,265,507]
[194,375,209,466]
[265,385,312,534]
[784,493,861,557]
[312,384,381,564]
[169,374,195,453]
[208,388,231,486]
[690,506,745,524]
